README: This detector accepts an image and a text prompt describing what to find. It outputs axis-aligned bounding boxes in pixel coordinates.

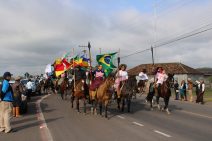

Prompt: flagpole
[72,48,76,90]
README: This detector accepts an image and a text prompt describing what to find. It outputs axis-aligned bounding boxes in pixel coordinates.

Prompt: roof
[128,62,203,76]
[196,68,212,76]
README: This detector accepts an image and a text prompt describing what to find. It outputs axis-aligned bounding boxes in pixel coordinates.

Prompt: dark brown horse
[117,76,138,112]
[154,73,174,114]
[89,75,115,118]
[70,79,88,113]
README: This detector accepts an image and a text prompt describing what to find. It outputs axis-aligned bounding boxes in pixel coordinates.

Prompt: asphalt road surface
[1,93,212,141]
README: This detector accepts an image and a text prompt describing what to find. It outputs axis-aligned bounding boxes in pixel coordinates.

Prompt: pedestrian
[12,76,24,117]
[180,80,187,101]
[0,72,16,133]
[174,80,179,100]
[194,80,200,100]
[196,80,205,104]
[26,79,33,100]
[187,78,193,102]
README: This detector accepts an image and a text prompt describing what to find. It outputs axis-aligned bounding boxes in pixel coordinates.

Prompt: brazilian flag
[96,52,117,77]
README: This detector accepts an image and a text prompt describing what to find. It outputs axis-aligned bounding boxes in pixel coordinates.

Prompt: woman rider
[115,64,128,98]
[90,65,105,91]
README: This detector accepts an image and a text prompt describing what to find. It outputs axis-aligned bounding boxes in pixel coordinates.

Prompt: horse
[42,78,55,94]
[60,78,70,100]
[137,79,148,96]
[117,76,138,112]
[89,75,115,118]
[70,79,88,113]
[151,73,174,114]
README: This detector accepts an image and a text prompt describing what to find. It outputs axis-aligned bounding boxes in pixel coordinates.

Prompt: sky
[0,0,212,76]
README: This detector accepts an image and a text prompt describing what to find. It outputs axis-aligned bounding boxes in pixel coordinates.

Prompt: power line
[120,24,212,59]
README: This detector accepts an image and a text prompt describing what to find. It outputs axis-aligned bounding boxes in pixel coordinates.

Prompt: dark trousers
[174,90,179,100]
[27,89,32,100]
[196,92,204,104]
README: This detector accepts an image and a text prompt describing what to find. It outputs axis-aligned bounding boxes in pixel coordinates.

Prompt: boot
[13,107,16,117]
[15,107,21,117]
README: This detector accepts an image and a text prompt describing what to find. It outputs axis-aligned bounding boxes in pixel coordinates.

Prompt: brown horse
[154,73,174,114]
[71,79,87,113]
[60,78,70,100]
[117,76,138,112]
[89,75,115,118]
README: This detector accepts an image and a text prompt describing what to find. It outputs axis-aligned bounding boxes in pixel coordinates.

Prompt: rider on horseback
[155,67,168,95]
[90,65,105,91]
[136,68,149,94]
[115,64,128,98]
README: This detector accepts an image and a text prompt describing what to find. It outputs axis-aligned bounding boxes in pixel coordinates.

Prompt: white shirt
[26,81,33,89]
[138,72,148,80]
[117,70,128,81]
[156,73,168,84]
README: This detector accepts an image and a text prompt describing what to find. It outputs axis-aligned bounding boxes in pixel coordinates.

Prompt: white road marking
[132,122,144,127]
[36,94,54,141]
[117,115,125,119]
[181,110,212,120]
[154,130,172,138]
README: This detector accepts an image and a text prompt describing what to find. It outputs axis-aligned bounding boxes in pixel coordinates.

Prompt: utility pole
[99,48,102,54]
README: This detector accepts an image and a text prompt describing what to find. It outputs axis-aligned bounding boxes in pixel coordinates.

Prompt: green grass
[204,88,212,97]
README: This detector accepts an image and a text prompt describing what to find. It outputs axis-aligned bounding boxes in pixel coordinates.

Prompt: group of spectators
[173,78,205,104]
[0,72,33,134]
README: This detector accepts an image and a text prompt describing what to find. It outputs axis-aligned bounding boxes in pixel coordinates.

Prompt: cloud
[0,0,212,76]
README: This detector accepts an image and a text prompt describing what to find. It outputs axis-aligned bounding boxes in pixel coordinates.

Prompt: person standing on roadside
[26,79,33,100]
[12,76,25,117]
[0,72,16,133]
[187,78,193,102]
[174,80,179,100]
[196,80,205,104]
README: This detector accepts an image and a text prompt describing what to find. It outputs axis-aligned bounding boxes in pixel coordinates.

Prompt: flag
[72,55,90,67]
[81,55,90,67]
[96,52,117,76]
[54,58,71,77]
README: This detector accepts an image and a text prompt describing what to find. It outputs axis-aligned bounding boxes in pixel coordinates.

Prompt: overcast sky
[1,0,212,76]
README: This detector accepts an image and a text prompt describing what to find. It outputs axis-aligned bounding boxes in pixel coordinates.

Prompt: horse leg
[83,98,86,114]
[117,98,121,110]
[76,98,80,112]
[127,97,131,113]
[99,102,103,116]
[156,95,161,110]
[105,101,108,118]
[61,92,64,100]
[121,98,125,112]
[164,97,171,115]
[71,96,74,108]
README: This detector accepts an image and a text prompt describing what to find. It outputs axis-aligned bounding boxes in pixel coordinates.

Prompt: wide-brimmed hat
[15,76,21,81]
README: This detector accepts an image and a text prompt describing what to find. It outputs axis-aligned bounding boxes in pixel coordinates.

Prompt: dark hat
[3,72,12,78]
[119,64,127,70]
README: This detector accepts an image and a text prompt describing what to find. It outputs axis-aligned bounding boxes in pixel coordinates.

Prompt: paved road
[1,94,212,141]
